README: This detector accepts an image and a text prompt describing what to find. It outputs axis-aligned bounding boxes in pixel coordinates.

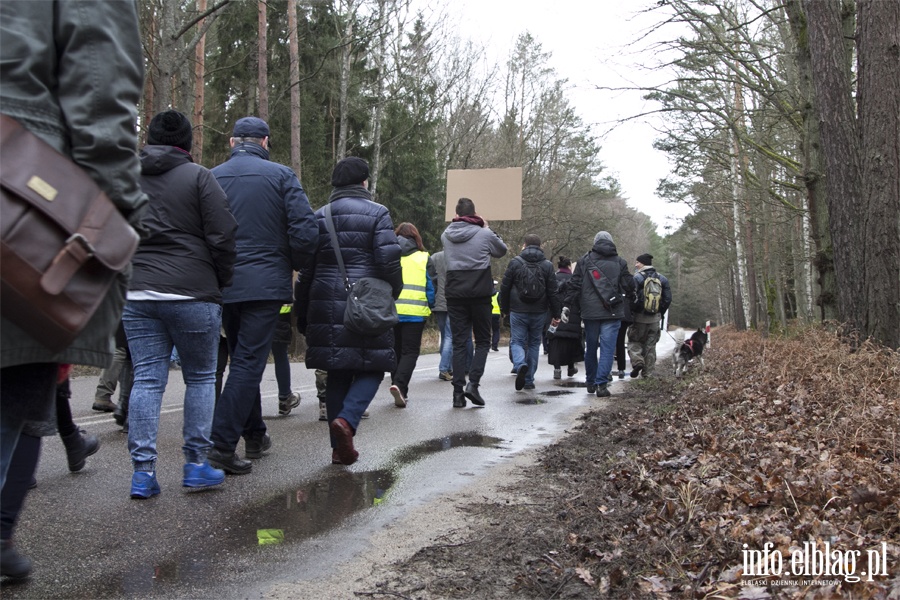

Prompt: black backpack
[515,257,545,303]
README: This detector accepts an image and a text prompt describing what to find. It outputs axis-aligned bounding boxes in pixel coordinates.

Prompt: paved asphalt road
[2,335,674,599]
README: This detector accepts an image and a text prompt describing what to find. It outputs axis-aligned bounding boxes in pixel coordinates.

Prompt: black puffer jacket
[295,188,402,372]
[551,268,581,339]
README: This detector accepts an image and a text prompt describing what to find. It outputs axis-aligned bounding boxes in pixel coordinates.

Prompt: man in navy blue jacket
[207,117,318,475]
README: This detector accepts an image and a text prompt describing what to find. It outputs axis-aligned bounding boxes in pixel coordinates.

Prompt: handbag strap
[323,203,351,292]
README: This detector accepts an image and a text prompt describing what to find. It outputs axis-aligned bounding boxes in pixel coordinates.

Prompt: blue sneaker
[130,472,160,499]
[183,462,225,489]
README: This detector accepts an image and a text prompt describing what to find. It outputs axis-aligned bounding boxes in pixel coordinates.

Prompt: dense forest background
[136,0,898,348]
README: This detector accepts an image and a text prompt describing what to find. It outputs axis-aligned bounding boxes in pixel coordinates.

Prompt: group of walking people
[0,1,673,582]
[497,231,672,399]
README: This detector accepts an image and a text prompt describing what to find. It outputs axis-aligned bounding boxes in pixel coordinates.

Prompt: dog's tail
[673,328,686,344]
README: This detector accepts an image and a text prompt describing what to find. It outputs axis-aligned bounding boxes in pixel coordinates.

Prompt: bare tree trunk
[782,0,838,321]
[370,0,389,195]
[288,0,301,176]
[857,0,900,348]
[337,0,356,159]
[804,0,866,337]
[797,201,815,320]
[151,0,177,114]
[192,0,207,164]
[258,1,268,121]
[730,127,751,330]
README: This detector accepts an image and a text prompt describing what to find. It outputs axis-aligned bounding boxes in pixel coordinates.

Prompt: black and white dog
[673,327,708,377]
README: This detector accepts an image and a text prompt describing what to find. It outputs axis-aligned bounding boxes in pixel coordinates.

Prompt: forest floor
[342,325,899,599]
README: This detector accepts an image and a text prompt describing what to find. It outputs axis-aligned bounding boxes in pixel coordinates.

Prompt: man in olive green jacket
[0,0,148,579]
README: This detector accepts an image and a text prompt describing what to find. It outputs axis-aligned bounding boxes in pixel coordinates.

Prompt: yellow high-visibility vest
[491,292,501,315]
[397,251,431,317]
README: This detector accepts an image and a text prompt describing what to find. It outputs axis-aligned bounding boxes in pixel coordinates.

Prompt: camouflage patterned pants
[627,321,661,375]
[315,369,327,401]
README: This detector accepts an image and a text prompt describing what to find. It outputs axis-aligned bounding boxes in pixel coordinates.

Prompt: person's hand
[560,307,570,323]
[551,318,560,327]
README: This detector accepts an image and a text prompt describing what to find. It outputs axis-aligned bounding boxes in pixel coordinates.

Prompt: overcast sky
[443,0,691,235]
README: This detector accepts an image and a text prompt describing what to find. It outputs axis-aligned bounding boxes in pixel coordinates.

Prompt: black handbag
[323,203,398,336]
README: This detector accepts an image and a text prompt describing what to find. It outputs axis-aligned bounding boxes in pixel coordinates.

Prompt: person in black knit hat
[121,110,238,498]
[146,110,193,152]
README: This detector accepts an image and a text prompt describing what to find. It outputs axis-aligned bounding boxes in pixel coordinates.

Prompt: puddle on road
[557,381,587,388]
[540,390,575,397]
[388,431,504,467]
[101,432,506,597]
[515,397,547,405]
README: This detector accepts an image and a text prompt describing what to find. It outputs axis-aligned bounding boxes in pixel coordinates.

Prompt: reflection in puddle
[557,381,587,388]
[540,390,575,397]
[224,469,396,550]
[87,433,506,597]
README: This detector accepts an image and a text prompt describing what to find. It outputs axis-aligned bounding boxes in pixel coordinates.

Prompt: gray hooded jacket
[441,217,507,304]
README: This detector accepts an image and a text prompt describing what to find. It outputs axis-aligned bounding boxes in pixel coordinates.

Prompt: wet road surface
[2,338,672,598]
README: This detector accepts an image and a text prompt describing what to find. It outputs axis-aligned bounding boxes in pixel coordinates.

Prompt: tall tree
[258,0,268,121]
[192,0,208,164]
[803,0,865,338]
[856,0,900,348]
[139,0,231,115]
[287,0,301,176]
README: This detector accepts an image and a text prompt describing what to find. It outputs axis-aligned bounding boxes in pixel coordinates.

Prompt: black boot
[464,382,486,406]
[452,392,466,408]
[1,539,32,581]
[61,428,100,472]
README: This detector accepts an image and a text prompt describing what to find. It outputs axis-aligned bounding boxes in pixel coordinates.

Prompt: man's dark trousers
[448,300,492,392]
[211,300,281,452]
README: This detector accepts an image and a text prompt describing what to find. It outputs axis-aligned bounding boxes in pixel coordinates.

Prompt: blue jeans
[123,301,222,469]
[436,311,452,373]
[212,300,281,452]
[325,370,384,437]
[510,312,545,386]
[583,319,622,387]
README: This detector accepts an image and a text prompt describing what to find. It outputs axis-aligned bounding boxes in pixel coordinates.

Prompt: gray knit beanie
[593,231,613,244]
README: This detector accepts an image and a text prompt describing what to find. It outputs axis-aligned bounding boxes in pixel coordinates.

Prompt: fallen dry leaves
[360,324,899,599]
[550,324,900,598]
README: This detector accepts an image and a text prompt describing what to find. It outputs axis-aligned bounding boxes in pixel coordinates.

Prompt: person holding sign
[441,198,508,408]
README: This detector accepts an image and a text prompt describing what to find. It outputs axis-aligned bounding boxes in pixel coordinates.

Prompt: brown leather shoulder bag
[0,114,139,353]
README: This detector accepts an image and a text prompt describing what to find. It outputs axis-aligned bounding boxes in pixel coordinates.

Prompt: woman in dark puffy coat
[294,157,402,466]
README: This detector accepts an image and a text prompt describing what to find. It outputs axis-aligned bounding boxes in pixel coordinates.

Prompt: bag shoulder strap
[323,203,350,291]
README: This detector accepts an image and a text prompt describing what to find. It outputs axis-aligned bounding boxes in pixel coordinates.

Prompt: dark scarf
[451,215,484,227]
[328,184,372,203]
